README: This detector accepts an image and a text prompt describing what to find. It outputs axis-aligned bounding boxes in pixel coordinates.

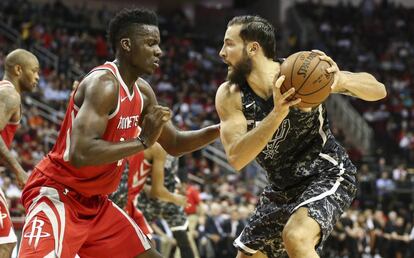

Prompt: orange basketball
[280,51,333,108]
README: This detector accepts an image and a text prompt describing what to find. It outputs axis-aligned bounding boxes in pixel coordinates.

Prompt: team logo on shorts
[24,217,51,249]
[0,211,7,229]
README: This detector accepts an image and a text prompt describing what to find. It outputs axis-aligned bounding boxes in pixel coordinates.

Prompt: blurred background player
[216,15,386,258]
[18,8,219,258]
[0,49,39,258]
[136,143,195,258]
[110,151,155,239]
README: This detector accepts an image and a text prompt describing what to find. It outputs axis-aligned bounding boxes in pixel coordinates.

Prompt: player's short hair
[107,8,158,53]
[228,15,276,59]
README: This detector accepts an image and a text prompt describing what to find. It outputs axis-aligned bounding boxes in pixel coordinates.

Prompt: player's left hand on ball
[312,49,340,91]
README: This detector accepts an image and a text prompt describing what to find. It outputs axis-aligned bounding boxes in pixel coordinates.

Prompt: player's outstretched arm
[139,80,220,157]
[333,71,386,101]
[69,73,170,168]
[0,88,28,187]
[313,50,386,101]
[215,80,299,171]
[147,143,187,207]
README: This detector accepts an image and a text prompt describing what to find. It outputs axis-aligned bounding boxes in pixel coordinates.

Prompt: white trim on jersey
[0,229,17,244]
[109,61,135,101]
[292,153,346,212]
[170,220,189,232]
[111,202,151,250]
[318,105,327,147]
[234,232,258,255]
[135,78,145,114]
[108,90,121,120]
[0,80,14,88]
[73,62,123,118]
[63,110,75,162]
[44,251,57,258]
[22,187,66,257]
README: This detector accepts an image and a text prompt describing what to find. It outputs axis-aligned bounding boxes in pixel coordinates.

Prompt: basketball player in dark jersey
[216,16,386,258]
[0,49,39,257]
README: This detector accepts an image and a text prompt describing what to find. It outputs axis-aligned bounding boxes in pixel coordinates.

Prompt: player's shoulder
[136,77,153,95]
[0,85,20,106]
[217,81,241,98]
[84,69,117,85]
[81,69,118,94]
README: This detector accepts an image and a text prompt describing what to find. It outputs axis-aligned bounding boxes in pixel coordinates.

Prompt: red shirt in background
[185,184,200,215]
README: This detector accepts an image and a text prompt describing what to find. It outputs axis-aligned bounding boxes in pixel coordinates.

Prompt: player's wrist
[136,135,148,149]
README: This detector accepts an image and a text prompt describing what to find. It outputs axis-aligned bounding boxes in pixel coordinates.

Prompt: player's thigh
[283,207,321,246]
[80,200,153,258]
[236,250,268,258]
[0,242,16,258]
[132,207,153,237]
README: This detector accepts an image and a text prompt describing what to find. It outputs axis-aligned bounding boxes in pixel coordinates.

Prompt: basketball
[280,51,334,108]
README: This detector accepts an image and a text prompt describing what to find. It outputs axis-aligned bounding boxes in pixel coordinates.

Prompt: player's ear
[120,38,131,52]
[14,64,22,76]
[247,42,259,56]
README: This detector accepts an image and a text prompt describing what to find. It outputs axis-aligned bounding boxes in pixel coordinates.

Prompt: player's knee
[282,225,313,248]
[0,242,16,256]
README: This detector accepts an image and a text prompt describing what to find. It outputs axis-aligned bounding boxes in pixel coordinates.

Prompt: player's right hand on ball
[272,75,301,118]
[140,105,172,147]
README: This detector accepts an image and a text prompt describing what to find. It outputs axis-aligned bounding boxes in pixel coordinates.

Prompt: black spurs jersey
[240,80,350,190]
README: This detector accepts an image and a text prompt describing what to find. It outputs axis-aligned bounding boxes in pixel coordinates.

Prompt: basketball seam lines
[290,53,303,100]
[296,59,322,94]
[295,72,334,96]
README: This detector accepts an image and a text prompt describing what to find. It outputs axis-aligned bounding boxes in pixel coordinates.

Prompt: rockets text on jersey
[36,61,145,196]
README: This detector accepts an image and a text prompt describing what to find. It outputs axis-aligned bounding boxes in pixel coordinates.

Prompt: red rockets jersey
[0,80,19,148]
[36,62,144,196]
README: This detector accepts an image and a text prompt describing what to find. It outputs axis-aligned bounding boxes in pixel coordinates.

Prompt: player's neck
[246,58,279,100]
[2,75,22,95]
[114,59,139,90]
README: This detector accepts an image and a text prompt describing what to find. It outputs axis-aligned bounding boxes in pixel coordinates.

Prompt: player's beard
[227,47,252,86]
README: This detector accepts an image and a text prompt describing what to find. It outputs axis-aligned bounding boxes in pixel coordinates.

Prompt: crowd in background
[0,0,414,257]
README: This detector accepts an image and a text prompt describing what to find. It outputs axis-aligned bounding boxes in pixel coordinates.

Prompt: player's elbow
[228,155,245,171]
[366,73,387,100]
[150,188,162,199]
[376,82,387,100]
[163,146,183,157]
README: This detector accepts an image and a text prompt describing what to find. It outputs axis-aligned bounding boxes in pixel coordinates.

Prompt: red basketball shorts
[0,188,17,244]
[18,169,152,258]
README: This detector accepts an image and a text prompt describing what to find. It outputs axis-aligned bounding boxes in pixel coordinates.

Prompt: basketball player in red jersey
[18,8,219,258]
[0,49,39,257]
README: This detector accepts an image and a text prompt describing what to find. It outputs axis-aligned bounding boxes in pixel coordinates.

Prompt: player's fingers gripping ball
[280,51,333,108]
